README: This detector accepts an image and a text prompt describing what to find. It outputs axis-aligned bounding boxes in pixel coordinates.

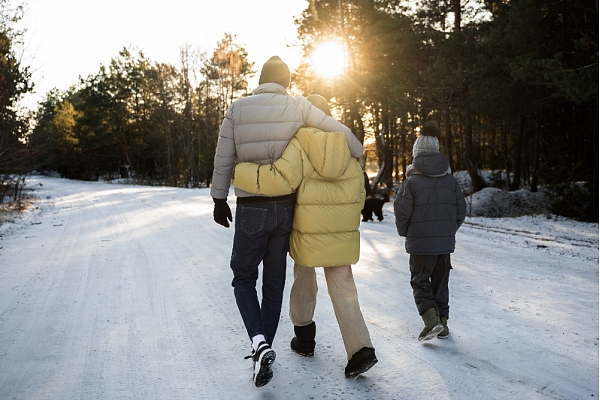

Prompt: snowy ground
[0,176,598,400]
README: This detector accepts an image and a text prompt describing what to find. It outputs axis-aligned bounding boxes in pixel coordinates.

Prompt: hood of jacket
[294,127,352,180]
[409,151,450,177]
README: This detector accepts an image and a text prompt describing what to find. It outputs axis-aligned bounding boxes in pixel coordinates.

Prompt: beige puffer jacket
[210,83,363,199]
[233,127,365,267]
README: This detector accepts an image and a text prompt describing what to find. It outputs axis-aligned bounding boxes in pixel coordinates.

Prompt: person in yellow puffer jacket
[233,95,378,378]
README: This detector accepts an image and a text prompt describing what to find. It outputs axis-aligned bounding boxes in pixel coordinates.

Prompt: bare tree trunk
[510,115,524,191]
[166,125,173,182]
[339,0,364,147]
[370,105,385,191]
[531,112,540,192]
[443,107,454,171]
[400,123,407,182]
[392,118,400,183]
[383,112,393,193]
[464,112,487,193]
[502,120,511,190]
[13,176,20,202]
[453,0,462,32]
[350,99,365,144]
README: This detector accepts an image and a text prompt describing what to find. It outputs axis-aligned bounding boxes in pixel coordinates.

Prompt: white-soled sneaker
[246,341,276,387]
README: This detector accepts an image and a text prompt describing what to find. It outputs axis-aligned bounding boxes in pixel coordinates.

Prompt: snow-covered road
[1,176,598,399]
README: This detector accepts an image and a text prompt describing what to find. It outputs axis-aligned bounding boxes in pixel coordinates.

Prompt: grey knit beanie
[258,56,291,88]
[412,121,441,157]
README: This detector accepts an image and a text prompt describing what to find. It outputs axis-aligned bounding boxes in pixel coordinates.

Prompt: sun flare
[310,41,347,78]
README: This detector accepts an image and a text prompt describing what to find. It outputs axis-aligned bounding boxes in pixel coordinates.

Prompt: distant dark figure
[361,194,390,222]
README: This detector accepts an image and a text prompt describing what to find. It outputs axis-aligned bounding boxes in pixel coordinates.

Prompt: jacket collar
[253,83,289,95]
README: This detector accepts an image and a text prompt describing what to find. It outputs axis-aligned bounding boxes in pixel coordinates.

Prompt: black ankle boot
[290,321,316,356]
[345,347,378,377]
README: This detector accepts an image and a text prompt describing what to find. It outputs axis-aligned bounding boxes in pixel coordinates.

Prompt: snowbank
[466,187,550,217]
[389,170,552,218]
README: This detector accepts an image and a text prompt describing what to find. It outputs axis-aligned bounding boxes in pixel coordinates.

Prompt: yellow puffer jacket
[233,127,366,267]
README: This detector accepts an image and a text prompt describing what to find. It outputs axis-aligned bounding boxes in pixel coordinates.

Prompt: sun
[310,41,347,78]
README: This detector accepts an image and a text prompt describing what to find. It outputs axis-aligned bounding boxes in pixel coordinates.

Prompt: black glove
[213,198,232,228]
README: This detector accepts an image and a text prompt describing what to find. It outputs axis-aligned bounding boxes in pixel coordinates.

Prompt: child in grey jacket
[394,121,467,342]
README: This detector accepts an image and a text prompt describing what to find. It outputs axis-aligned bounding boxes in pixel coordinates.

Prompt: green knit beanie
[258,56,291,88]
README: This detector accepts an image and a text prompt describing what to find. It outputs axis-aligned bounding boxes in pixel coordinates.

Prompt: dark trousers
[409,254,451,319]
[230,198,294,346]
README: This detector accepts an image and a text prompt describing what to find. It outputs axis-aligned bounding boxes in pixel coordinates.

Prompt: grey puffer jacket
[210,83,363,199]
[394,151,467,255]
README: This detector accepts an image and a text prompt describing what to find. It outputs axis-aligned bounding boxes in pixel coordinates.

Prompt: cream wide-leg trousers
[289,262,373,360]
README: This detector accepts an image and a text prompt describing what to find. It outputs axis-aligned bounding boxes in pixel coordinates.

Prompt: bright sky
[18,0,308,111]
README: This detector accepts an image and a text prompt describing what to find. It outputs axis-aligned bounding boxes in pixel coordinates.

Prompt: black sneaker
[344,347,378,377]
[246,341,276,387]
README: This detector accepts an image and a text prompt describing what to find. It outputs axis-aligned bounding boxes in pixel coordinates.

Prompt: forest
[1,0,598,221]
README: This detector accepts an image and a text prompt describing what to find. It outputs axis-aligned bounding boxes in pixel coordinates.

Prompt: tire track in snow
[365,319,487,400]
[77,209,135,399]
[79,312,104,399]
[105,189,238,398]
[461,220,598,261]
[136,211,235,398]
[0,190,111,399]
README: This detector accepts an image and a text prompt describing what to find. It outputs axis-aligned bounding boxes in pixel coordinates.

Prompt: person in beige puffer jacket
[233,95,377,378]
[210,57,363,388]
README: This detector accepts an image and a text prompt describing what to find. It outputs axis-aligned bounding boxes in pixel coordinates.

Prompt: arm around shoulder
[233,139,304,196]
[303,99,363,158]
[322,117,363,158]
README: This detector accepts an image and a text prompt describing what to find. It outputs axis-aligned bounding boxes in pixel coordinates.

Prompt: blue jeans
[230,198,294,346]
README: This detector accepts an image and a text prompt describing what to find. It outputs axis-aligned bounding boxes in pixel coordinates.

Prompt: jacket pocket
[239,206,267,235]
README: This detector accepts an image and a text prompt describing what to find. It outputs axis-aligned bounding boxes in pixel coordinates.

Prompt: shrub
[549,181,598,222]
